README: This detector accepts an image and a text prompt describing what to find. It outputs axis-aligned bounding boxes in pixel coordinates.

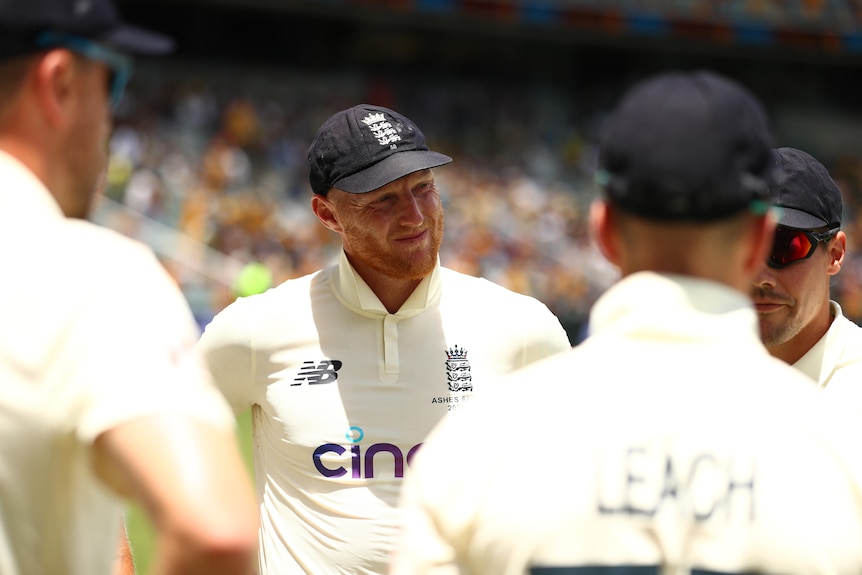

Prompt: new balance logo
[292,360,343,385]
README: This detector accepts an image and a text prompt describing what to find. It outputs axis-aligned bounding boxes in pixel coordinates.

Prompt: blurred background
[103,1,862,568]
[103,0,862,344]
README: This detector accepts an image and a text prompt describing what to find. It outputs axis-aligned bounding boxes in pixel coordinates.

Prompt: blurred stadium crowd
[93,57,862,344]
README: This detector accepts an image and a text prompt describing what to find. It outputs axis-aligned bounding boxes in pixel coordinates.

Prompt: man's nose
[399,194,424,226]
[753,264,777,288]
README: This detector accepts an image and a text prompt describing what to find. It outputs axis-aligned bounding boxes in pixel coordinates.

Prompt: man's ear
[32,50,76,129]
[827,230,847,277]
[311,194,343,233]
[590,199,621,267]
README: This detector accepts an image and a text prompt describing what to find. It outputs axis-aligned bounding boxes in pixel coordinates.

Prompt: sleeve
[516,296,573,366]
[71,243,235,444]
[197,294,258,415]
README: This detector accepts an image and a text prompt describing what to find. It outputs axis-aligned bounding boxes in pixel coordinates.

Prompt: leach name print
[596,444,756,522]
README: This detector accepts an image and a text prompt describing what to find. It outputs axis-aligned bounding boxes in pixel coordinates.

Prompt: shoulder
[834,310,862,340]
[438,267,570,351]
[827,303,862,355]
[60,219,164,280]
[232,267,323,313]
[439,267,552,312]
[201,267,326,341]
[44,221,189,317]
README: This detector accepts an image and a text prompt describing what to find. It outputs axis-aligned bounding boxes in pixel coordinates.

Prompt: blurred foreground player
[391,71,862,574]
[0,1,258,574]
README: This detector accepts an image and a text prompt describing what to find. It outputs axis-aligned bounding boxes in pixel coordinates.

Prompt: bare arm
[93,416,259,575]
[113,522,136,575]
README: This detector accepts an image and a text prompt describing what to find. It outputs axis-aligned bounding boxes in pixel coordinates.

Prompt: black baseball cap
[0,0,174,57]
[596,70,777,222]
[770,147,842,230]
[307,104,452,196]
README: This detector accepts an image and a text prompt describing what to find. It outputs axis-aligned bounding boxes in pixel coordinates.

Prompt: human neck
[364,274,423,314]
[346,256,424,314]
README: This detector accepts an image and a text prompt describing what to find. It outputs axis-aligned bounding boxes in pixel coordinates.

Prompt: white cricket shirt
[198,250,571,574]
[0,151,235,575]
[794,301,862,403]
[393,272,862,575]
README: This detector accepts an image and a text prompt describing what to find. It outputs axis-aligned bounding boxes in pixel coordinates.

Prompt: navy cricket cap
[307,104,452,196]
[597,70,777,222]
[770,147,842,230]
[0,0,174,58]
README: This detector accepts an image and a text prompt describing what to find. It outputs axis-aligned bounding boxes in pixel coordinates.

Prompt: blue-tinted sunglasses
[34,32,132,109]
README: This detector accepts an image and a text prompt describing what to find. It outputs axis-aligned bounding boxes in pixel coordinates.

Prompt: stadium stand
[102,0,862,343]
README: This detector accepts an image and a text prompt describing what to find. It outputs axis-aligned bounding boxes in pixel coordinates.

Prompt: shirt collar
[0,150,65,221]
[794,300,841,385]
[589,271,760,341]
[332,250,442,317]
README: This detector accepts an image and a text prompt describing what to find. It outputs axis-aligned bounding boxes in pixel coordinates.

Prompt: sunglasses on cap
[768,224,839,269]
[34,32,132,109]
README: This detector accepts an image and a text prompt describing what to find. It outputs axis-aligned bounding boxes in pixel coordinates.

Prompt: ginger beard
[341,202,444,281]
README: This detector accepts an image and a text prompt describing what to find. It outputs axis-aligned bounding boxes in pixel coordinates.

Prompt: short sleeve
[517,296,572,364]
[197,295,258,414]
[69,242,234,444]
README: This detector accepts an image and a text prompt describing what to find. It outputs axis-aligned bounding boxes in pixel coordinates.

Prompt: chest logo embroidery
[292,360,343,385]
[445,346,472,392]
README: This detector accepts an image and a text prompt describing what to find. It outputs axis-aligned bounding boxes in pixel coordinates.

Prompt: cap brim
[334,150,452,194]
[777,206,830,229]
[103,24,174,55]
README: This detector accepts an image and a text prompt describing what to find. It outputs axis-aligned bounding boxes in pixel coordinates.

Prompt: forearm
[113,520,136,575]
[149,533,256,575]
[94,417,259,575]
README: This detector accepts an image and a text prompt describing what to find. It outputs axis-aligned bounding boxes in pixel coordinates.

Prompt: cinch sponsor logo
[312,426,422,479]
[292,360,342,385]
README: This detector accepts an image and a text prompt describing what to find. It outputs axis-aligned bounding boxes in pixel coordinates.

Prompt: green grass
[126,409,254,573]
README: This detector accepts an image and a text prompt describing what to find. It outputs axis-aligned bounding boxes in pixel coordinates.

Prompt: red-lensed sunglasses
[768,225,839,269]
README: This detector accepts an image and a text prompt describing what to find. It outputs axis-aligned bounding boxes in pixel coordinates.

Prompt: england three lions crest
[445,345,472,392]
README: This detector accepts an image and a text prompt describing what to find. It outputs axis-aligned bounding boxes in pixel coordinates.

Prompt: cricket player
[197,104,572,574]
[753,147,862,398]
[391,71,862,575]
[0,1,258,574]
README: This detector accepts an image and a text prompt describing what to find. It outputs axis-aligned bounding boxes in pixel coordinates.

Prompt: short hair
[0,55,35,111]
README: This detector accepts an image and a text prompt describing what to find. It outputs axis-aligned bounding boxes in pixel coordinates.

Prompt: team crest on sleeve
[445,345,472,392]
